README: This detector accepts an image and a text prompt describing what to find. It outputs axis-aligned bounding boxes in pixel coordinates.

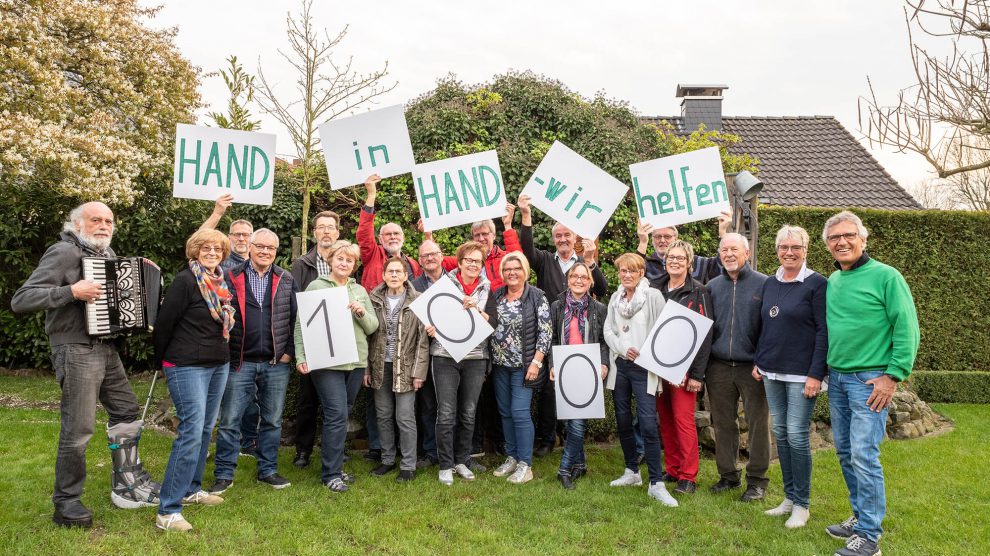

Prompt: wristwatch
[531,360,543,369]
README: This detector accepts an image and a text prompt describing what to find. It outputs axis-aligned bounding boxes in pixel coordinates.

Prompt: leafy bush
[910,371,990,404]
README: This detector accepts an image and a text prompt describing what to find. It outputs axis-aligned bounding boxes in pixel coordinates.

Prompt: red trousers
[656,382,699,482]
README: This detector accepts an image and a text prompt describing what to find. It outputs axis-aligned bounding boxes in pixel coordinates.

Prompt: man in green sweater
[822,211,919,556]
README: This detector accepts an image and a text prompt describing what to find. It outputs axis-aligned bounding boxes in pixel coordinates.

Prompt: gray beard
[78,231,112,252]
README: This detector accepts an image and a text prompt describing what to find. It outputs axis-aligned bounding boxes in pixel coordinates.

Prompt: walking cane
[140,370,159,423]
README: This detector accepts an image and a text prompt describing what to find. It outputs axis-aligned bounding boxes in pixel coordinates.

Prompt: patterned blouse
[492,295,553,368]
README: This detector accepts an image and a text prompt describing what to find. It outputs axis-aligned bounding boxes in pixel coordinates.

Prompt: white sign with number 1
[296,287,359,370]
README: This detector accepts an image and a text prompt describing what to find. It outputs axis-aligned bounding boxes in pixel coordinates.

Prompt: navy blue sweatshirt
[754,271,828,380]
[708,263,767,364]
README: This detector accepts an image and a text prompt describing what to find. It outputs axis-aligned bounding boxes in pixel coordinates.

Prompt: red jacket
[357,206,422,291]
[440,229,522,291]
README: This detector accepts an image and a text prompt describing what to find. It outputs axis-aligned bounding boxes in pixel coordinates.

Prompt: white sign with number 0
[552,343,606,420]
[409,275,494,362]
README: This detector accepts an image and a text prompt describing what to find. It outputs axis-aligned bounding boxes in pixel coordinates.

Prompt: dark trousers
[51,343,139,507]
[294,372,320,455]
[705,360,770,488]
[416,365,438,460]
[534,379,558,447]
[309,368,364,482]
[432,356,486,470]
[613,358,662,484]
[471,374,504,453]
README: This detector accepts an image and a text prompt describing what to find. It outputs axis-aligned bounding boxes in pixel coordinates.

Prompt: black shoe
[396,470,415,483]
[239,445,257,458]
[416,456,438,469]
[293,451,311,468]
[570,465,587,480]
[740,484,766,502]
[370,463,397,476]
[558,472,575,490]
[835,535,880,556]
[674,479,697,494]
[534,443,554,458]
[207,478,233,495]
[363,449,382,462]
[53,500,93,529]
[660,472,678,483]
[467,457,487,473]
[258,474,291,489]
[709,478,742,494]
[826,516,859,540]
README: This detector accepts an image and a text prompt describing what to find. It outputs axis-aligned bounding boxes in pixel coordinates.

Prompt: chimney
[676,84,728,132]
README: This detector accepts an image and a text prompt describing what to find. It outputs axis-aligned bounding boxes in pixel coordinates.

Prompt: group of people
[12,173,919,556]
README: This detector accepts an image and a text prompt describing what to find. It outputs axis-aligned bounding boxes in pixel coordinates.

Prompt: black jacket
[520,225,608,302]
[708,263,767,364]
[547,292,609,371]
[487,283,551,389]
[291,245,323,292]
[152,268,231,368]
[654,274,714,382]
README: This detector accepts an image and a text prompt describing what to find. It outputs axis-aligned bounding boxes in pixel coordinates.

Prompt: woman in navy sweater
[752,225,827,529]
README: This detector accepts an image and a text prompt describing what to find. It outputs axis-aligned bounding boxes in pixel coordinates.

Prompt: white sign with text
[636,301,713,386]
[552,343,606,420]
[520,141,628,239]
[296,287,359,370]
[411,150,507,232]
[318,104,416,190]
[409,275,494,362]
[629,146,729,228]
[173,124,277,205]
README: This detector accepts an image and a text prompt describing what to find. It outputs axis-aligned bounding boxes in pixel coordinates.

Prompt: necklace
[769,280,797,318]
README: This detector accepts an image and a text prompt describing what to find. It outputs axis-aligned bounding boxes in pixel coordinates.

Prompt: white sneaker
[785,505,810,529]
[155,513,192,532]
[609,468,642,487]
[765,498,795,516]
[438,469,454,486]
[453,463,475,481]
[507,462,533,484]
[181,490,223,506]
[648,482,679,507]
[493,456,518,477]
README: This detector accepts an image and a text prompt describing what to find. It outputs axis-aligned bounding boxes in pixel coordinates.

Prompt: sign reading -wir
[629,146,729,228]
[172,124,277,206]
[412,150,507,232]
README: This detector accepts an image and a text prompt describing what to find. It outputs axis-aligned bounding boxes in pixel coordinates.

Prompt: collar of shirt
[247,263,272,280]
[775,261,812,283]
[833,252,871,271]
[555,251,579,274]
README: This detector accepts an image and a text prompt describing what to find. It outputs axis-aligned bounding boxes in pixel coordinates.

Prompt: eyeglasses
[777,245,806,253]
[503,266,524,274]
[666,255,688,262]
[420,251,442,259]
[653,234,676,241]
[618,268,640,276]
[252,244,277,253]
[384,269,406,276]
[229,233,250,239]
[568,274,590,282]
[314,225,337,232]
[200,245,224,253]
[826,232,859,244]
[461,257,483,267]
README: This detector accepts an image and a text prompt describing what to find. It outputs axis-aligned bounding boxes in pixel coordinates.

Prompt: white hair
[775,225,809,248]
[719,232,750,251]
[63,205,85,232]
[250,228,279,244]
[471,220,496,234]
[822,210,869,242]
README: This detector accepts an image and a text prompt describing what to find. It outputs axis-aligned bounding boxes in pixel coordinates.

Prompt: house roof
[639,115,922,210]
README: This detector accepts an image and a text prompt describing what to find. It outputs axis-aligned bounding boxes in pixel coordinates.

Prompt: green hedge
[910,371,990,404]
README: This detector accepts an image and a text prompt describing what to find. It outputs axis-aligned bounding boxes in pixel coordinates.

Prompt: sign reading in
[552,343,606,420]
[519,141,628,239]
[629,146,729,228]
[173,124,276,206]
[411,150,507,232]
[317,104,416,190]
[409,275,494,362]
[635,301,713,389]
[296,287,359,370]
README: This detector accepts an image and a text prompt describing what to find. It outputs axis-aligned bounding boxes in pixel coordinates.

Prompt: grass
[0,374,987,555]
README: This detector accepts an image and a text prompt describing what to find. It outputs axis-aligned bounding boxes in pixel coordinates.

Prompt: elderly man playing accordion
[11,202,160,528]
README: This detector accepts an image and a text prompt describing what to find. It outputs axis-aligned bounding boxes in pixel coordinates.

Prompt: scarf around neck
[562,290,590,344]
[189,260,235,341]
[616,277,650,320]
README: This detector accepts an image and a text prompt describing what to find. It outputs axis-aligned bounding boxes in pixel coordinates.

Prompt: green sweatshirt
[826,258,920,382]
[294,276,378,371]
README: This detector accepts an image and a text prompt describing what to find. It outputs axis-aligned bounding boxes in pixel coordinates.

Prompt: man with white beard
[12,202,161,528]
[357,174,421,291]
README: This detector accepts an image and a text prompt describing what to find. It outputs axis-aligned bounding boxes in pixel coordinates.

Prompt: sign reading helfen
[411,150,507,232]
[318,104,416,190]
[173,124,276,206]
[630,146,729,229]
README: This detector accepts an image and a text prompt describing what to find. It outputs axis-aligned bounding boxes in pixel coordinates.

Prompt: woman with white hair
[752,225,828,529]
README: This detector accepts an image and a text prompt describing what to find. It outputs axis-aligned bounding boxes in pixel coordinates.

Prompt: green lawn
[0,374,987,555]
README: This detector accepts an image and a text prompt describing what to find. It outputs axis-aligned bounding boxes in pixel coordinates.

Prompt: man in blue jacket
[705,233,770,502]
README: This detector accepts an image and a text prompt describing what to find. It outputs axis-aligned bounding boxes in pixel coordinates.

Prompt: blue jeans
[492,365,535,466]
[239,378,260,451]
[829,369,890,543]
[364,388,381,450]
[159,363,228,515]
[614,358,661,483]
[215,362,291,480]
[310,368,364,483]
[559,419,586,473]
[764,378,817,508]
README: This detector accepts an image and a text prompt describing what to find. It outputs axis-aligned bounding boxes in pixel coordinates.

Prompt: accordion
[82,257,163,336]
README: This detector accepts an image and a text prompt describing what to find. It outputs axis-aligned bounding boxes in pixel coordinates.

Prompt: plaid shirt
[245,263,271,306]
[316,256,331,279]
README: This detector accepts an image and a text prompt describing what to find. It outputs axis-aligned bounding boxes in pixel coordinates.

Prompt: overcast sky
[147,0,935,193]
